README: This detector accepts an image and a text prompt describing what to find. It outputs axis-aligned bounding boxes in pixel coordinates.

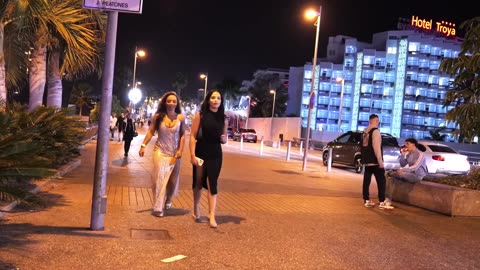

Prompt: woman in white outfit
[139,91,185,217]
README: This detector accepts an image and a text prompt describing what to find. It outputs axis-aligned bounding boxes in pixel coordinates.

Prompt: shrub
[423,168,480,190]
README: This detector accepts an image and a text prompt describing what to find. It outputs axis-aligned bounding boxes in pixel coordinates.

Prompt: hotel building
[291,18,461,140]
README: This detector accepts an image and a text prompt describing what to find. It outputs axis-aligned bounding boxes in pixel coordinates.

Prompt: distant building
[289,23,461,140]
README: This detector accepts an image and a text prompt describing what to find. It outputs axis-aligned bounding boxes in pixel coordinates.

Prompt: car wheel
[354,157,362,174]
[322,151,329,166]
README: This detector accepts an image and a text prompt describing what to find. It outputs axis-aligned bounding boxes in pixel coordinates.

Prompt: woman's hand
[175,150,182,159]
[139,147,145,157]
[190,155,198,166]
[220,134,227,144]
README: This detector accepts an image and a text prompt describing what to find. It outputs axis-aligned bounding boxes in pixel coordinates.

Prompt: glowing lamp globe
[128,88,142,104]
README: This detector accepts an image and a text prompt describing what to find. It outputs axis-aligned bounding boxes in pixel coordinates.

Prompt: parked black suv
[322,131,401,173]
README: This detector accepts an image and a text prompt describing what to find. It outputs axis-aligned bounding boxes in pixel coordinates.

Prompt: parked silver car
[417,141,470,175]
[322,131,401,173]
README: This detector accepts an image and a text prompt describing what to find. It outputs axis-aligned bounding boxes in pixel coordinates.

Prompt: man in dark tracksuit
[361,114,393,210]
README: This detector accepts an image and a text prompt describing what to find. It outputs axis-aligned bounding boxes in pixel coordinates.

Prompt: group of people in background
[361,113,428,211]
[137,90,227,229]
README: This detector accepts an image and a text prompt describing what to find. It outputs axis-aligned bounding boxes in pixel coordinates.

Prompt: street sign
[83,0,143,14]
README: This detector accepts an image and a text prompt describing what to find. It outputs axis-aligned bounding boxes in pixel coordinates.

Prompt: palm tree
[69,81,92,116]
[172,72,188,99]
[439,17,480,143]
[0,0,105,110]
[214,78,243,108]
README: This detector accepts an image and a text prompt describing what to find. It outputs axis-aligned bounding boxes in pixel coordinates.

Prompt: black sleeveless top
[195,109,225,160]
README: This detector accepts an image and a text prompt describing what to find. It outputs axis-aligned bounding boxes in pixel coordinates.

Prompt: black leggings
[362,165,386,202]
[124,139,132,155]
[192,158,222,195]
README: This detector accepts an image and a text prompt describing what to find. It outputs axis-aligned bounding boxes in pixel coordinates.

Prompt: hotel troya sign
[410,16,456,37]
[83,0,143,14]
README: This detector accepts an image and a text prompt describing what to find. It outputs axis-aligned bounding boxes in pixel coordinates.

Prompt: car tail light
[432,155,445,161]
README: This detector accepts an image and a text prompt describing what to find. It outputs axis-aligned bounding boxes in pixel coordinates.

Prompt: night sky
[113,0,476,95]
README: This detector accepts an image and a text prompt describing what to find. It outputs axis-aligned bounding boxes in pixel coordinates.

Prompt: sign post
[84,0,143,231]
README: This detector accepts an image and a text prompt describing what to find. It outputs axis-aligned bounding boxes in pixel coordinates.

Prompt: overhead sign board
[83,0,143,14]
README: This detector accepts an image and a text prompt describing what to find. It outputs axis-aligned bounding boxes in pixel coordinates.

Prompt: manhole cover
[272,170,301,175]
[131,229,172,240]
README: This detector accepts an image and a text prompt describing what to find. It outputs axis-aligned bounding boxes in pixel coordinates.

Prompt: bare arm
[175,114,186,158]
[220,118,228,144]
[372,129,384,168]
[138,114,159,157]
[189,112,201,165]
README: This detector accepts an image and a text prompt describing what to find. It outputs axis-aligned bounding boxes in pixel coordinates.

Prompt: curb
[0,158,82,219]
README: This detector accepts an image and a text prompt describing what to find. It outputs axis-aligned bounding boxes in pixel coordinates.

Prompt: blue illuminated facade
[297,30,460,139]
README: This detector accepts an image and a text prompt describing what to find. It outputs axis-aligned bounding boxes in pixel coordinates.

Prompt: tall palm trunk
[28,25,47,111]
[0,23,6,109]
[46,49,62,108]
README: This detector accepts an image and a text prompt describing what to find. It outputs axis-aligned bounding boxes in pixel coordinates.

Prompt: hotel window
[415,103,426,111]
[427,90,437,99]
[413,116,423,125]
[303,82,311,93]
[304,70,312,79]
[420,44,431,54]
[438,91,446,99]
[381,114,391,124]
[424,118,435,126]
[359,112,370,121]
[415,88,426,97]
[418,74,428,83]
[431,47,441,56]
[419,59,429,69]
[407,57,419,66]
[362,70,374,79]
[441,49,452,58]
[319,82,330,91]
[429,61,440,70]
[328,111,339,119]
[359,99,371,108]
[452,50,460,58]
[405,86,415,96]
[428,75,439,85]
[406,71,417,81]
[343,98,352,108]
[383,87,394,96]
[408,42,420,53]
[317,110,328,118]
[437,105,446,113]
[403,116,413,124]
[404,101,415,110]
[382,101,393,110]
[373,72,385,81]
[318,97,329,105]
[387,47,397,54]
[330,98,340,106]
[385,74,395,83]
[439,77,449,86]
[302,96,310,105]
[363,55,375,65]
[361,84,372,94]
[345,46,356,54]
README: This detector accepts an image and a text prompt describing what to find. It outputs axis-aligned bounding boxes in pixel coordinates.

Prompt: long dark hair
[200,89,226,129]
[154,91,181,131]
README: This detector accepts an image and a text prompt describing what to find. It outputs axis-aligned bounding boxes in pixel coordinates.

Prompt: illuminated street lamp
[270,90,276,117]
[131,47,146,113]
[128,88,142,106]
[336,77,345,132]
[302,6,322,171]
[200,73,208,100]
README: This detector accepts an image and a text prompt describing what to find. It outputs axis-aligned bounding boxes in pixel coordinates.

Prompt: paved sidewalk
[1,125,479,270]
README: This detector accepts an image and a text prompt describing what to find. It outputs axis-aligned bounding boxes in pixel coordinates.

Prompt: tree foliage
[171,72,188,99]
[439,17,480,143]
[240,71,288,117]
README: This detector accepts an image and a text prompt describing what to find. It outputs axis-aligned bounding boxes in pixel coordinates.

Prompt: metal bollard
[327,147,333,172]
[240,136,244,151]
[286,141,291,161]
[299,141,303,154]
[260,138,264,156]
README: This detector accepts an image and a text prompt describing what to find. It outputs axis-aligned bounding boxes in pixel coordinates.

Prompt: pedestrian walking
[189,90,228,228]
[116,112,125,142]
[139,92,186,217]
[123,113,136,157]
[361,114,393,210]
[109,113,117,140]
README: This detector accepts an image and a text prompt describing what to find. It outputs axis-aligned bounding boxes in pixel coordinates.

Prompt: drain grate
[272,170,302,175]
[131,229,172,240]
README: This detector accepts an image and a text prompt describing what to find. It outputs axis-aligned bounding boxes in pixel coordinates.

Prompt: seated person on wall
[390,138,428,183]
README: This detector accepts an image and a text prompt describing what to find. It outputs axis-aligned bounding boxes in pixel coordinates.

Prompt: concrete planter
[387,177,480,217]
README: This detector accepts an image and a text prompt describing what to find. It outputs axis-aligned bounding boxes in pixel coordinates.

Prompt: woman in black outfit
[123,113,136,157]
[189,90,228,228]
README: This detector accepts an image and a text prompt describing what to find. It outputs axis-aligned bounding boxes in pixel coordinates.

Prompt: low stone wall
[387,177,480,217]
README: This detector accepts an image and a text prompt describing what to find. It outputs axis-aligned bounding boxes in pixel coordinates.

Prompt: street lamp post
[336,77,345,132]
[270,89,276,140]
[302,6,322,171]
[131,47,145,113]
[245,95,251,128]
[200,73,208,100]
